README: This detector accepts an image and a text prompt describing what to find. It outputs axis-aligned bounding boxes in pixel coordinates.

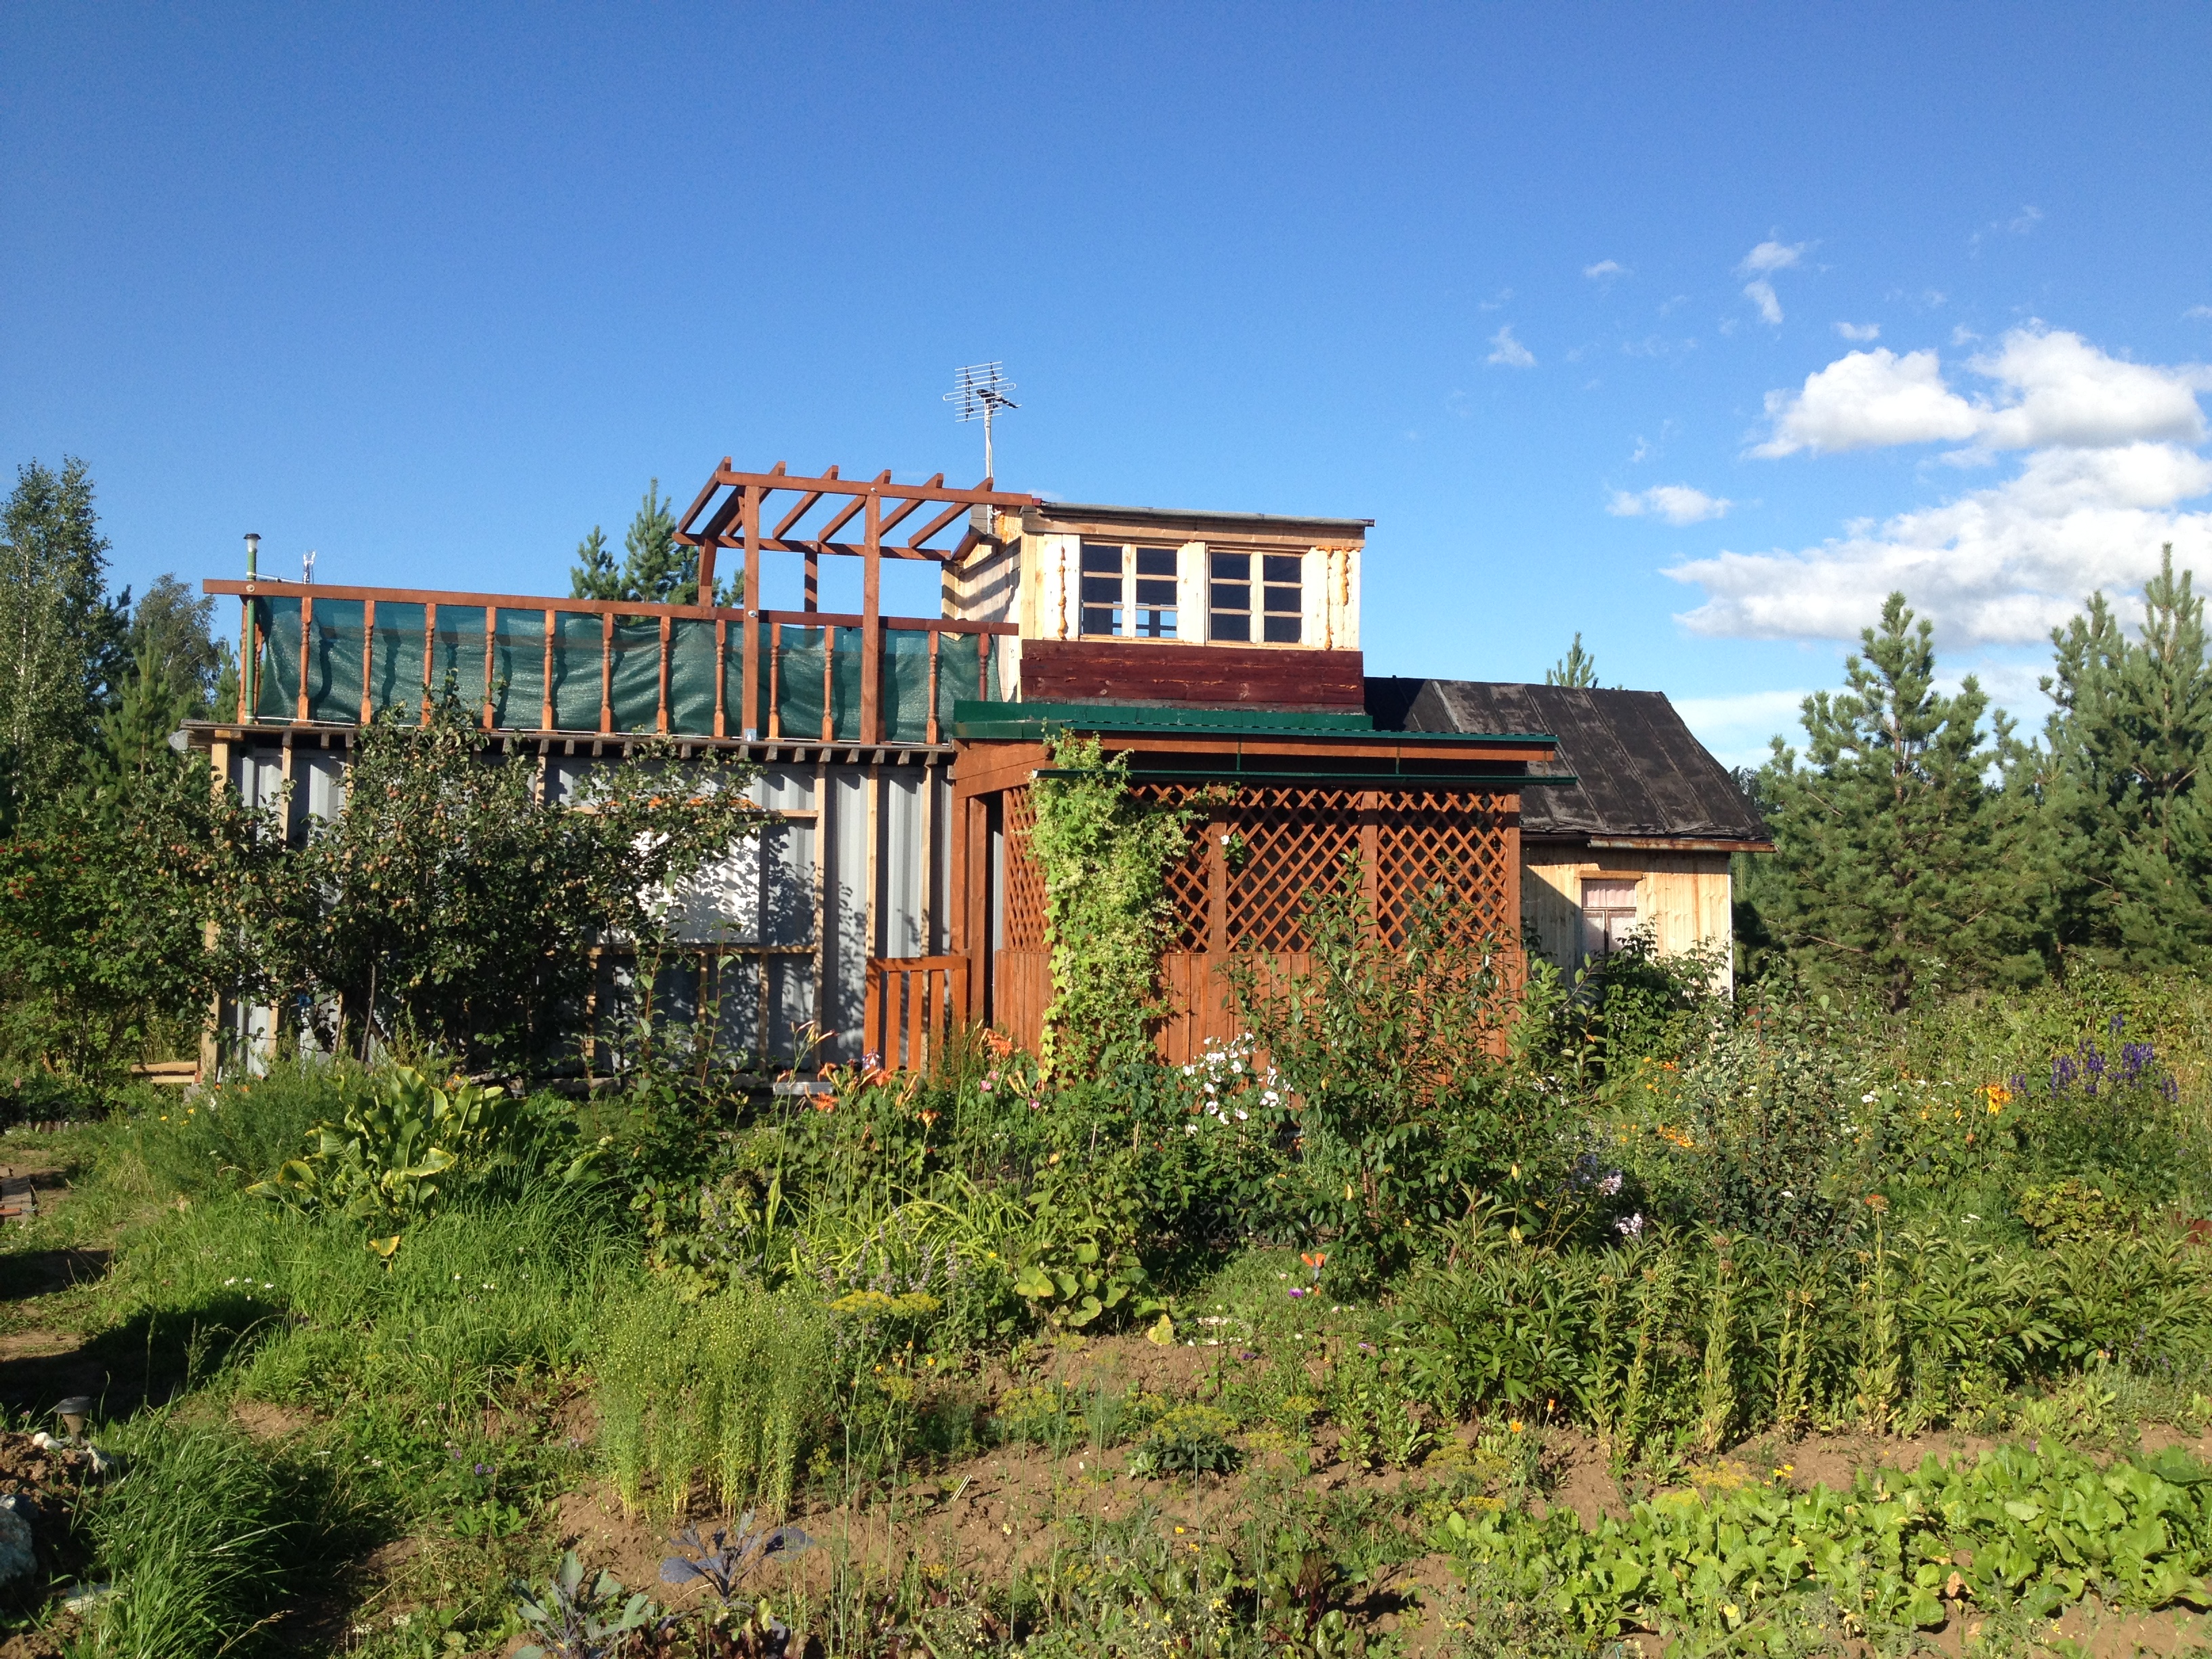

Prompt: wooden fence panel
[862,956,968,1073]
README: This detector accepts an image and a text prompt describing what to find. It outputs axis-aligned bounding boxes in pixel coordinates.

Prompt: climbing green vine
[1027,733,1200,1078]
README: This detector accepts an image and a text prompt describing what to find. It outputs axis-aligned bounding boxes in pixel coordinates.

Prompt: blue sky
[7,3,2209,765]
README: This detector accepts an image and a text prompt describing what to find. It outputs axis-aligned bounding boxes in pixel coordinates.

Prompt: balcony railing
[207,580,1015,745]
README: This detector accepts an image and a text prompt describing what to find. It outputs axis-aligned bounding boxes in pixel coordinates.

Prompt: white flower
[1861,1091,1880,1104]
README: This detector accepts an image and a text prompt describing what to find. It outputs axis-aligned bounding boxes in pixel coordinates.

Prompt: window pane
[1262,613,1301,643]
[1135,547,1176,577]
[1081,605,1121,636]
[1134,607,1176,638]
[1081,543,1125,574]
[1210,552,1250,581]
[1210,581,1250,611]
[1080,575,1124,603]
[1134,577,1176,606]
[1212,612,1251,642]
[1263,554,1301,584]
[1263,581,1300,613]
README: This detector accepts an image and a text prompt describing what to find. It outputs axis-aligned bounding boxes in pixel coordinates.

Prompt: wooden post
[741,487,762,739]
[237,595,254,722]
[422,602,436,724]
[948,789,969,961]
[1359,790,1381,940]
[811,756,830,1042]
[861,491,882,744]
[540,608,555,731]
[483,607,497,729]
[804,549,818,611]
[712,617,727,739]
[926,628,941,745]
[361,598,377,724]
[657,614,672,733]
[864,764,880,963]
[918,761,935,953]
[1208,803,1230,956]
[296,595,313,723]
[978,630,992,705]
[598,611,613,734]
[820,629,834,743]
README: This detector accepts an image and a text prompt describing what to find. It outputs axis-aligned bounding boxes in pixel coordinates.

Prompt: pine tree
[2037,546,2212,965]
[567,480,741,606]
[1755,593,2041,1008]
[96,640,190,783]
[1546,632,1598,687]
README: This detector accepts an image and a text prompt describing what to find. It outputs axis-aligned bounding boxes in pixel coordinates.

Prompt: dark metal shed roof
[1365,678,1769,846]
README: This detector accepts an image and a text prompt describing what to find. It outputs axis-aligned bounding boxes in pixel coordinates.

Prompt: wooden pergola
[672,462,1035,745]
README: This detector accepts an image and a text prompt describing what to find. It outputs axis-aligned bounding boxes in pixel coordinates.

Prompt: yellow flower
[1509,1419,1524,1433]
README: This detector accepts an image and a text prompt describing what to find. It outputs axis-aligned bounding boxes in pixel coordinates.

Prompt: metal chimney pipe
[239,533,261,722]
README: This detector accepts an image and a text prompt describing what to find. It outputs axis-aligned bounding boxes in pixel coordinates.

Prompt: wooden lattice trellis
[1001,784,1048,951]
[991,779,1520,1061]
[1131,783,1517,953]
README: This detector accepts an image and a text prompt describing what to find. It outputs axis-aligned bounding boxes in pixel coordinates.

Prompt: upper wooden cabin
[185,461,1572,1071]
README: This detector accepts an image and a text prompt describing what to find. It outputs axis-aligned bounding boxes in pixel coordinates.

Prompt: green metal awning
[951,699,1560,747]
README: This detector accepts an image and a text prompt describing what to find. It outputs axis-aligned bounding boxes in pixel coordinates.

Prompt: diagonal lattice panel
[1372,792,1515,945]
[1225,787,1364,952]
[1130,782,1211,950]
[1001,785,1049,951]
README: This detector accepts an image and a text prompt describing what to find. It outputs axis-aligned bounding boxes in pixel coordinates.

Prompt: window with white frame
[1580,878,1639,960]
[1132,547,1177,638]
[1078,542,1124,636]
[1208,550,1302,643]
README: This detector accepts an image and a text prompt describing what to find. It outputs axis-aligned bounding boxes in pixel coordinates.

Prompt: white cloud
[1753,326,2210,458]
[1584,260,1628,281]
[1478,287,1515,312]
[1739,240,1805,275]
[1673,688,1814,769]
[1666,441,2212,644]
[2004,205,2043,235]
[1834,321,1881,342]
[1609,484,1734,525]
[1486,325,1536,368]
[1735,240,1807,327]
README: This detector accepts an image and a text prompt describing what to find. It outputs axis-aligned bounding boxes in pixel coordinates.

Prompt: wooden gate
[862,956,969,1074]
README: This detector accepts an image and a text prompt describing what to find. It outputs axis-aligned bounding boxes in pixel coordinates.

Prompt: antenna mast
[944,361,1018,480]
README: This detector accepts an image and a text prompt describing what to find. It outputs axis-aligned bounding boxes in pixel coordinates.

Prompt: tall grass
[597,1277,830,1518]
[100,1178,637,1421]
[68,1416,297,1658]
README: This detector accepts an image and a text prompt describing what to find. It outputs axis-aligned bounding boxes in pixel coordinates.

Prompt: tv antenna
[944,362,1017,480]
[302,548,317,585]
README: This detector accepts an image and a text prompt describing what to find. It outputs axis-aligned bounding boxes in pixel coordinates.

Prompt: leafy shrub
[1128,1405,1241,1477]
[596,1277,831,1517]
[247,1064,535,1234]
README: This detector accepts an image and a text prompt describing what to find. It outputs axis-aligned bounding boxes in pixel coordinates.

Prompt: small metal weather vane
[944,362,1018,480]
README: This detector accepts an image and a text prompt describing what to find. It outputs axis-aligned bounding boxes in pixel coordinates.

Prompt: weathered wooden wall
[1522,846,1734,983]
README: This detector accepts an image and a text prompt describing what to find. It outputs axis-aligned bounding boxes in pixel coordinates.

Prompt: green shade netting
[609,616,661,733]
[550,611,604,731]
[251,597,302,720]
[369,602,426,718]
[430,607,489,715]
[490,610,546,729]
[882,630,932,741]
[668,619,718,735]
[772,626,825,739]
[302,599,363,722]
